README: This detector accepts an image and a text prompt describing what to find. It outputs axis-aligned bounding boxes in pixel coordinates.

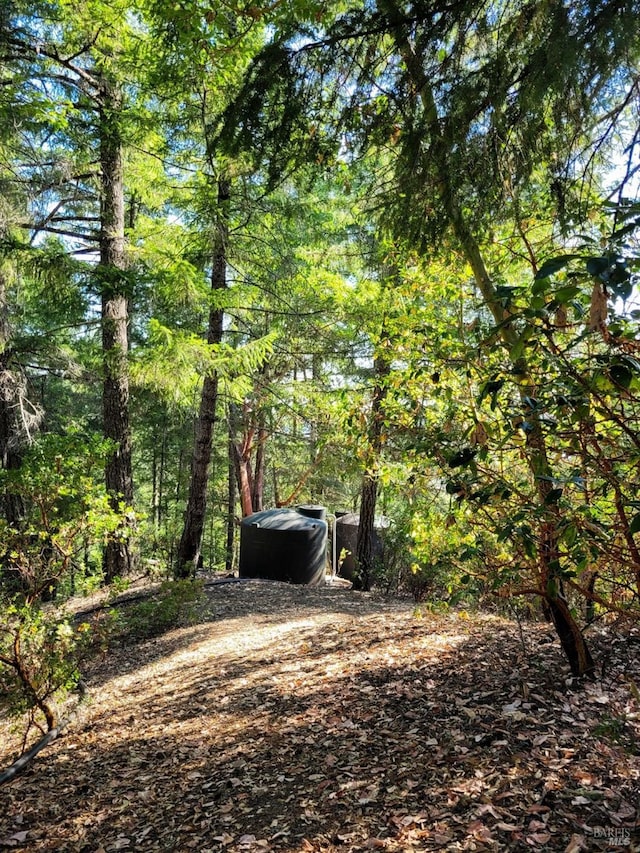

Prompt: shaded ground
[1,581,639,852]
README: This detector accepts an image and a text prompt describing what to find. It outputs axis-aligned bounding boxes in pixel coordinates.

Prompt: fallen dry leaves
[0,582,638,852]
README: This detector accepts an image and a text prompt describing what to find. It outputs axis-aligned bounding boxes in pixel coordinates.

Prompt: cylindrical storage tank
[239,508,328,586]
[334,512,390,587]
[334,512,360,582]
[296,504,327,520]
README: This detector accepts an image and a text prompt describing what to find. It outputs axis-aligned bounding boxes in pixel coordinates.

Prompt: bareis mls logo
[592,826,632,847]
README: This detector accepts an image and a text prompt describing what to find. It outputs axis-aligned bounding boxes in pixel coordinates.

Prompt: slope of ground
[1,581,638,852]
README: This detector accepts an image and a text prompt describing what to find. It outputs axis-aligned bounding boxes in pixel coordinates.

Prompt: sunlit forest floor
[1,581,639,852]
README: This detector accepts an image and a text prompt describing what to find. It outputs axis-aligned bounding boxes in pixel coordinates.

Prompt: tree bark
[356,474,378,591]
[0,272,26,525]
[226,433,236,573]
[228,401,256,519]
[152,441,159,533]
[356,350,390,590]
[252,419,267,513]
[99,79,134,583]
[232,438,255,518]
[175,177,229,578]
[159,420,167,526]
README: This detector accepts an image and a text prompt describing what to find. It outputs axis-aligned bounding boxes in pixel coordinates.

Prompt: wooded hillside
[1,1,639,845]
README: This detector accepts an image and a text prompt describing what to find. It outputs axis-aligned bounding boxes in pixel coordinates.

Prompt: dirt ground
[1,581,639,852]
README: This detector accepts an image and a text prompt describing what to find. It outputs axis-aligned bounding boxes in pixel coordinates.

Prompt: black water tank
[334,512,389,586]
[334,512,360,581]
[239,508,328,586]
[296,504,327,520]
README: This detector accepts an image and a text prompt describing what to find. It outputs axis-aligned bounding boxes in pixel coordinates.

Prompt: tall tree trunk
[356,350,390,590]
[252,418,267,512]
[229,401,256,518]
[0,270,27,525]
[152,441,159,533]
[383,0,594,676]
[99,79,134,582]
[226,431,236,573]
[357,474,378,591]
[175,177,229,578]
[232,440,255,518]
[159,419,166,526]
[272,456,281,509]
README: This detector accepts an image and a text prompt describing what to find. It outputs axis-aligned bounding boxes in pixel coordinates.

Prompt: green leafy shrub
[592,713,638,755]
[101,579,205,645]
[0,431,131,604]
[388,506,480,603]
[0,600,80,732]
[0,431,132,733]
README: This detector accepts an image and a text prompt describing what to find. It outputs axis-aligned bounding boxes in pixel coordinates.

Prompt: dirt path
[1,582,639,852]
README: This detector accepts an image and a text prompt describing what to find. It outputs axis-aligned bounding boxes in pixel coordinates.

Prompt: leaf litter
[0,581,639,852]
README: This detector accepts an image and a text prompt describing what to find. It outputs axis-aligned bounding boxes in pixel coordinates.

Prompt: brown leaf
[467,821,495,842]
[526,805,551,814]
[0,833,29,847]
[610,801,637,821]
[564,835,587,853]
[588,281,608,331]
[476,804,503,819]
[527,833,552,846]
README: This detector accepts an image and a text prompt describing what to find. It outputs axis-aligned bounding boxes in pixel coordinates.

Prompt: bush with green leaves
[0,600,80,733]
[405,508,481,603]
[0,431,133,732]
[369,498,483,603]
[0,430,134,603]
[83,580,205,654]
[116,579,204,641]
